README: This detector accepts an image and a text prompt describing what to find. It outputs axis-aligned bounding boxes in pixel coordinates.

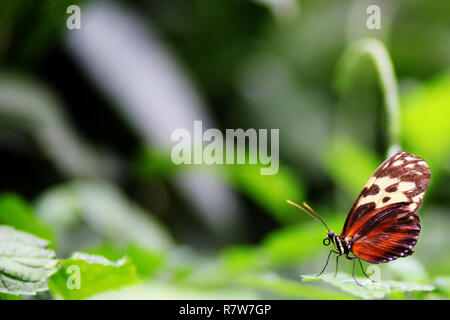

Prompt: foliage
[401,71,450,174]
[302,273,434,300]
[0,194,55,244]
[35,181,173,254]
[49,252,138,300]
[0,0,448,300]
[85,242,166,279]
[0,226,58,296]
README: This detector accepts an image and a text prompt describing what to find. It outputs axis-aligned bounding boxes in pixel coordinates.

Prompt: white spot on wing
[362,175,377,190]
[377,176,400,189]
[357,176,407,207]
[397,181,416,192]
[412,193,424,203]
[352,152,429,216]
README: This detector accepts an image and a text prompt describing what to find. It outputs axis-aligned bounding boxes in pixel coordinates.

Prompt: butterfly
[287,151,430,286]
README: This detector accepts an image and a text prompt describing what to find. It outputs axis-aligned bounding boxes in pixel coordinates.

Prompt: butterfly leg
[352,260,364,287]
[316,250,339,277]
[345,253,365,286]
[358,259,376,282]
[334,254,341,278]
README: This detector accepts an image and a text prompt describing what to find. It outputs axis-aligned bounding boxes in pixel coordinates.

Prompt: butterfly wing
[340,151,430,263]
[351,203,421,263]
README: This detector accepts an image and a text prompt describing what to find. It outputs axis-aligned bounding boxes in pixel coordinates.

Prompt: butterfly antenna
[302,202,330,231]
[286,200,330,231]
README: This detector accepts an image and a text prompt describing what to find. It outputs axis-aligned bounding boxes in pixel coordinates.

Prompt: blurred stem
[0,74,117,178]
[335,38,401,156]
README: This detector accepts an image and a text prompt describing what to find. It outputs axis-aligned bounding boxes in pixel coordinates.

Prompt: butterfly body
[324,231,350,256]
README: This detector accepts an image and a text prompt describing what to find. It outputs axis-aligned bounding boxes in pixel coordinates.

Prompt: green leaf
[49,252,139,300]
[0,193,55,244]
[85,242,166,279]
[89,281,259,300]
[302,273,435,299]
[0,292,21,300]
[433,277,450,298]
[238,273,355,300]
[0,226,58,296]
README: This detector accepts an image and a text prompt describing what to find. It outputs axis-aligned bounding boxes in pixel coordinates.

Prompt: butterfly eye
[323,238,331,246]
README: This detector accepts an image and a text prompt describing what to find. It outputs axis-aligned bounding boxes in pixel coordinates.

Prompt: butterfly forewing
[341,151,430,264]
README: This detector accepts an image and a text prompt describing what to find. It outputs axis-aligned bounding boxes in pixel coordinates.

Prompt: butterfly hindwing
[341,151,430,263]
[351,203,421,263]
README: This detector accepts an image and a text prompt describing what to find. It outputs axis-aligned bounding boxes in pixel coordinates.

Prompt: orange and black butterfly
[287,151,430,285]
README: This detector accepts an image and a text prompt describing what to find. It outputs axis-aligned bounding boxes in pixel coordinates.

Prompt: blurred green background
[0,0,449,299]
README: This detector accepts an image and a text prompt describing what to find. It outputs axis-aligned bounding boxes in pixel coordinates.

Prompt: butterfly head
[323,231,335,246]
